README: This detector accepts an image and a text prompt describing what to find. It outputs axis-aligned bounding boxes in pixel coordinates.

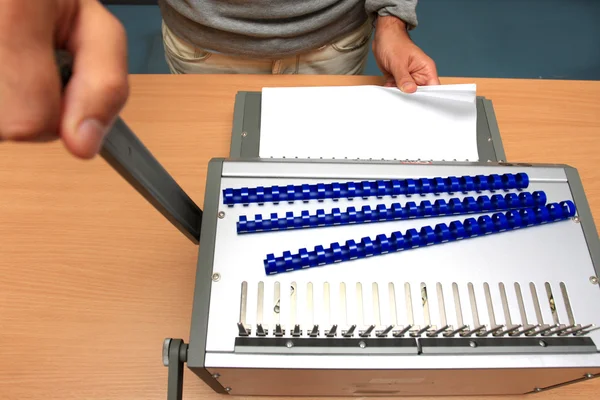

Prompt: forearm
[365,0,418,30]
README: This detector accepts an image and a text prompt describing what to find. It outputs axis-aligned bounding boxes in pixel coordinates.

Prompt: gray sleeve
[365,0,418,29]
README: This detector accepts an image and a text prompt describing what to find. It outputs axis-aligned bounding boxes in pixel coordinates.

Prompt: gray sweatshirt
[158,0,418,58]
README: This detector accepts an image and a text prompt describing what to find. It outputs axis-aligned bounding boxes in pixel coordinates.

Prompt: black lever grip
[53,51,203,244]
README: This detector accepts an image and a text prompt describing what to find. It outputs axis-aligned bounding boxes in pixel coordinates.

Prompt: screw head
[218,211,225,219]
[487,137,492,142]
[539,340,547,347]
[242,131,248,137]
[469,340,478,348]
[590,276,599,285]
[286,340,294,348]
[225,387,232,392]
[212,373,220,379]
[574,216,580,223]
[212,273,221,282]
[585,373,594,379]
[359,341,366,349]
[534,388,542,392]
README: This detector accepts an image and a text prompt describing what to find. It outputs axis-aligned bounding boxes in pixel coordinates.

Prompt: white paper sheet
[258,84,478,162]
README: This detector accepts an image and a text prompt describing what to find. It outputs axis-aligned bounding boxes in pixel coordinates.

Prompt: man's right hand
[0,0,129,159]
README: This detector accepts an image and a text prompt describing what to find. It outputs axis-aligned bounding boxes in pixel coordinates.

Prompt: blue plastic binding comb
[263,200,577,275]
[223,172,529,206]
[237,191,547,234]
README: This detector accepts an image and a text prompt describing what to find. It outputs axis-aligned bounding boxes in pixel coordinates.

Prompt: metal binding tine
[428,283,450,336]
[341,283,356,337]
[291,282,301,337]
[497,282,522,335]
[481,282,504,336]
[358,283,375,337]
[256,281,267,336]
[273,281,284,337]
[462,283,486,336]
[545,282,574,336]
[558,282,594,336]
[307,282,319,337]
[324,282,337,337]
[513,282,539,336]
[531,282,557,336]
[406,283,420,337]
[237,281,251,336]
[419,283,434,336]
[389,283,408,337]
[445,283,469,337]
[374,283,392,337]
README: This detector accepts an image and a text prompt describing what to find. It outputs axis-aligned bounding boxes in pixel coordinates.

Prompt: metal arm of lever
[55,51,202,244]
[163,339,188,400]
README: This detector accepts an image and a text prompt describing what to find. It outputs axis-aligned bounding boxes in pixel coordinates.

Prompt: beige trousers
[161,20,373,75]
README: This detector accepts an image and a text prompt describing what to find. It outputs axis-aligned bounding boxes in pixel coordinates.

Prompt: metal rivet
[359,341,366,349]
[590,276,599,285]
[212,273,221,282]
[534,388,542,392]
[585,373,594,379]
[225,387,232,392]
[212,373,220,379]
[218,211,225,219]
[487,160,492,163]
[286,341,293,348]
[487,137,492,142]
[573,216,580,223]
[242,131,247,137]
[469,340,477,348]
[539,340,547,347]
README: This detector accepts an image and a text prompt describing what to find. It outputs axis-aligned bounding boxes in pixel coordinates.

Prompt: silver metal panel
[206,352,600,370]
[204,365,600,396]
[204,161,600,370]
[221,159,567,181]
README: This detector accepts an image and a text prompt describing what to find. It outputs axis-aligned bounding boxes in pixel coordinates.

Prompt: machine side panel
[187,158,227,393]
[204,366,600,396]
[565,166,600,282]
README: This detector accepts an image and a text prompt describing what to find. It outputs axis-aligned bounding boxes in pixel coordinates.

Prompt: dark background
[101,0,600,80]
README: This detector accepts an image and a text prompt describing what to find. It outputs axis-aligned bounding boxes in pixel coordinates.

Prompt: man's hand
[372,16,439,93]
[0,0,129,159]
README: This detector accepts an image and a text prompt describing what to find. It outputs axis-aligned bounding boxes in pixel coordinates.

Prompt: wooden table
[1,75,599,400]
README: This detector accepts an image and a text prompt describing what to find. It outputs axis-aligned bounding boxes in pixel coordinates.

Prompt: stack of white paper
[258,84,478,162]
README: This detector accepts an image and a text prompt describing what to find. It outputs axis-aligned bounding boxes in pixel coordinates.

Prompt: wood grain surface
[1,74,599,400]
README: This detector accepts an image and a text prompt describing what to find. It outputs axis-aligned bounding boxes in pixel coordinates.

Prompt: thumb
[393,67,417,93]
[60,0,129,159]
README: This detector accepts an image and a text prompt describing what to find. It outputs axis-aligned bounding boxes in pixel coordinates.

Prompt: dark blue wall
[106,0,600,79]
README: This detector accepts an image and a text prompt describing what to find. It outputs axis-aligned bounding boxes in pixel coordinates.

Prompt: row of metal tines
[237,280,595,338]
